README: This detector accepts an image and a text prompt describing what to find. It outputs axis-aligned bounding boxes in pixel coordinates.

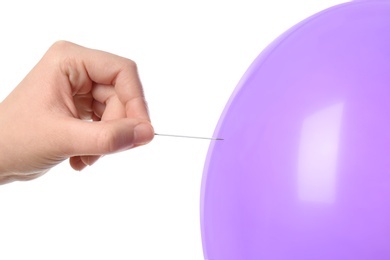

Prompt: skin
[0,41,154,184]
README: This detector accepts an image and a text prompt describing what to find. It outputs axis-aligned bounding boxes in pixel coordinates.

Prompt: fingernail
[134,123,154,145]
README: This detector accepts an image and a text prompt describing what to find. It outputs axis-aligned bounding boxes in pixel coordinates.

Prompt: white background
[0,1,346,259]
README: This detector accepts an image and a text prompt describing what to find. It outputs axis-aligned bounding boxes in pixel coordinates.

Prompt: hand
[0,41,154,184]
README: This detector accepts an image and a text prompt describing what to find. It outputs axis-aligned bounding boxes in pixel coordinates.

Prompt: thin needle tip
[154,133,224,141]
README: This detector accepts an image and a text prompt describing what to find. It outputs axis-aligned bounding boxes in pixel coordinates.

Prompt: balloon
[201,1,390,259]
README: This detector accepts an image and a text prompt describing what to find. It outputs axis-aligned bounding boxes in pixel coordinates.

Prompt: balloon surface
[201,0,390,259]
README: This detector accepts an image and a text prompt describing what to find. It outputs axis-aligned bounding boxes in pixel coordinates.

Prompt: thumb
[63,118,154,157]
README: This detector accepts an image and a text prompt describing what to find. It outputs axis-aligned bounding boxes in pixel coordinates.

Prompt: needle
[154,133,224,141]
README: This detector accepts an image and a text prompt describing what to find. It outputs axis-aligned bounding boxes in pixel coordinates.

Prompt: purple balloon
[201,0,390,259]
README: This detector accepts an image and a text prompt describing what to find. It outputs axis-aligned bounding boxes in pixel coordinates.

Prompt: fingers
[69,156,86,171]
[69,155,101,171]
[92,100,105,119]
[77,83,134,169]
[0,41,154,179]
[62,118,154,158]
[79,83,126,167]
[92,83,116,104]
[50,41,150,122]
[84,54,148,120]
[92,84,126,121]
[43,41,154,170]
[73,93,94,120]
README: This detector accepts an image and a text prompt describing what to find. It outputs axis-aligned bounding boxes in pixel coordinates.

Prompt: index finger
[59,41,150,121]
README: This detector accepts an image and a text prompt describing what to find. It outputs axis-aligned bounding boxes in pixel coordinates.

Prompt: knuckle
[49,40,73,54]
[45,41,76,68]
[123,58,137,70]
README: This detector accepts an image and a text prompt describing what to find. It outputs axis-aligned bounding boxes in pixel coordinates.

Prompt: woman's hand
[0,41,154,184]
